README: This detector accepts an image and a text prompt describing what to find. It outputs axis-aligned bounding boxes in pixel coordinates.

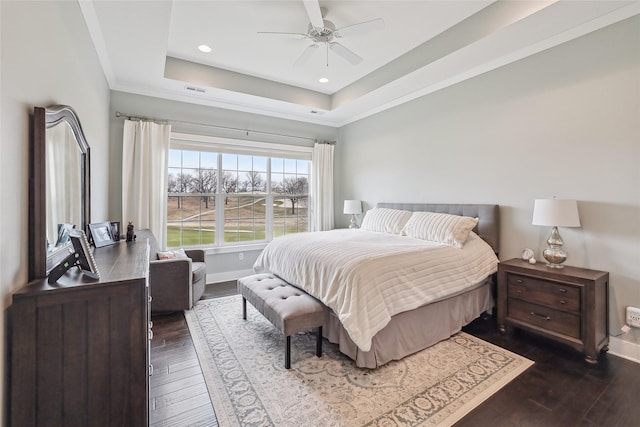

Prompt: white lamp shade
[343,200,362,215]
[532,199,581,227]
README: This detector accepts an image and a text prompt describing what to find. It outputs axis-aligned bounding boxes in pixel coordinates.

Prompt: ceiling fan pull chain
[326,43,329,67]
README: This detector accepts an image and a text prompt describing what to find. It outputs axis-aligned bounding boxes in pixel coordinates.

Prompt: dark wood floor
[149,313,218,427]
[150,283,640,426]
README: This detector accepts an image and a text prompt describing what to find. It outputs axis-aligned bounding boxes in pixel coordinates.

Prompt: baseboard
[608,335,640,364]
[207,269,255,285]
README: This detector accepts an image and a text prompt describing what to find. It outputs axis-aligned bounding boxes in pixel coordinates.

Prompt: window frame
[168,132,313,250]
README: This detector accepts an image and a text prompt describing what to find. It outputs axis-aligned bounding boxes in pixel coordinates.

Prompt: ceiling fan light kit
[258,0,384,68]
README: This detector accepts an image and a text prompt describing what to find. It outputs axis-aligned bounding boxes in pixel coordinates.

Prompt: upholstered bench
[237,273,327,369]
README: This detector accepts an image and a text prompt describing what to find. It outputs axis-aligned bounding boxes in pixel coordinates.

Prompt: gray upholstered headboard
[377,203,500,255]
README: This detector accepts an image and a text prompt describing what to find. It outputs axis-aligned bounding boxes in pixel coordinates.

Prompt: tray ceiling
[80,0,639,126]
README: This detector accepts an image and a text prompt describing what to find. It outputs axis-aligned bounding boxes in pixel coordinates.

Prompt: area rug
[185,295,533,427]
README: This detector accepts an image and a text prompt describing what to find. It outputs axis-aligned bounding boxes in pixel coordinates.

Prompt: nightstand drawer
[508,299,581,339]
[507,273,580,313]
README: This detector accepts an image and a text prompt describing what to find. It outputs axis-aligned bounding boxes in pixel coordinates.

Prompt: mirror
[29,105,91,281]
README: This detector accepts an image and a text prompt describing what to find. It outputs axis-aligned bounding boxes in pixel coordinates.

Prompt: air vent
[185,85,207,94]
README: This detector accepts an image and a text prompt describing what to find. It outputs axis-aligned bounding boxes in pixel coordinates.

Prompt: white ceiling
[80,0,639,127]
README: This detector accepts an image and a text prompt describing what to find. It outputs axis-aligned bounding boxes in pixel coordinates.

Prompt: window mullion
[215,153,223,246]
[266,158,273,241]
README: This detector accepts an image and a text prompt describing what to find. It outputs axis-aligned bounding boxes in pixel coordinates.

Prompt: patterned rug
[185,295,533,427]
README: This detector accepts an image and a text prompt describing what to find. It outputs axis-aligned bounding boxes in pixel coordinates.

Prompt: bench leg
[316,326,323,357]
[285,335,291,369]
[242,297,247,320]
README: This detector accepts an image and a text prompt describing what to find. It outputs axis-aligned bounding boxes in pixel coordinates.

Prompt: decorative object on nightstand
[521,248,534,261]
[532,198,581,268]
[343,200,362,229]
[497,258,609,364]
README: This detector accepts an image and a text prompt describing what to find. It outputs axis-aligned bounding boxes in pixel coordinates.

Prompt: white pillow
[401,211,479,248]
[157,248,189,260]
[360,208,413,234]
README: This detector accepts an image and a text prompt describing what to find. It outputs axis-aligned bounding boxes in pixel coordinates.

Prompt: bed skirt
[324,280,494,368]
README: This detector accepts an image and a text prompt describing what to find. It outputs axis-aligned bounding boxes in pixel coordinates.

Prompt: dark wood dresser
[10,238,152,426]
[497,258,609,364]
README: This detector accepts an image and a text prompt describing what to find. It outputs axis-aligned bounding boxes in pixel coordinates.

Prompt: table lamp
[343,200,362,229]
[532,198,581,268]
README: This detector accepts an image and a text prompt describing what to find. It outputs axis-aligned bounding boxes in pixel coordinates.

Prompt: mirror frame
[29,105,91,281]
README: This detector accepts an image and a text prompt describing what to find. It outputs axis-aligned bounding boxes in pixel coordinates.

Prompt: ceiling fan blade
[334,18,385,38]
[329,42,363,65]
[302,0,324,29]
[257,31,309,40]
[294,44,319,67]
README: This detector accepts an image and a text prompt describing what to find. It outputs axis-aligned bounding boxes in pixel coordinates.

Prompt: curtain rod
[114,111,335,144]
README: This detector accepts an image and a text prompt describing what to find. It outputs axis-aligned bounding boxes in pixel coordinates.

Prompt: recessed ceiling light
[198,44,212,53]
[318,77,329,83]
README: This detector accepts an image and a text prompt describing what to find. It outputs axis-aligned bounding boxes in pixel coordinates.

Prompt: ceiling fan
[258,0,385,67]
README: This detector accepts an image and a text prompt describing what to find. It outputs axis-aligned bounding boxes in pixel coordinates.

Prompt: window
[167,134,311,249]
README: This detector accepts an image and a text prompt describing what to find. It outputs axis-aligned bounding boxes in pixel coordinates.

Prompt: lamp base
[348,214,359,229]
[543,226,567,268]
[542,247,567,268]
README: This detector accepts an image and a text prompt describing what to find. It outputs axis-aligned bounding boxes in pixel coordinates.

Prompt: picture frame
[88,221,117,248]
[69,229,100,279]
[110,221,121,241]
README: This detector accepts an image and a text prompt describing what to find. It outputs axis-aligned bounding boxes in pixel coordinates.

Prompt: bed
[254,203,500,368]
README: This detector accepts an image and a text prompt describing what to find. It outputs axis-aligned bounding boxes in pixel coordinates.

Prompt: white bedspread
[254,229,498,352]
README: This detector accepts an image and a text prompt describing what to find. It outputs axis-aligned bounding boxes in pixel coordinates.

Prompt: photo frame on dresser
[89,221,117,247]
[69,229,100,279]
[110,221,121,241]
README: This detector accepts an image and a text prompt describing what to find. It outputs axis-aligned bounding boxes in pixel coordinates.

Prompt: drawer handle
[558,288,567,294]
[516,290,523,294]
[559,300,567,305]
[516,279,523,284]
[530,311,551,321]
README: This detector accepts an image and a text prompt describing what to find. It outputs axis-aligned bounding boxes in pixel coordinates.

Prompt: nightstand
[497,258,609,364]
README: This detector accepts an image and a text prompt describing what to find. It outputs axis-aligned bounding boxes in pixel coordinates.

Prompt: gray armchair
[139,230,207,313]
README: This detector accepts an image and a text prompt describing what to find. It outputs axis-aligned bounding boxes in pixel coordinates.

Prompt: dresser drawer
[507,273,580,313]
[507,299,581,339]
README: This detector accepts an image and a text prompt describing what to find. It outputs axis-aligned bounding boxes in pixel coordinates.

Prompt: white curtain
[311,142,334,231]
[122,120,171,249]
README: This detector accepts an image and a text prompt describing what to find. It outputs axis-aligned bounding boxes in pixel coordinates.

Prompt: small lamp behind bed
[344,200,362,229]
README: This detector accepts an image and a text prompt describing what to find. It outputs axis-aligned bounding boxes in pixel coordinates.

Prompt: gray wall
[1,0,110,423]
[109,91,339,280]
[336,17,640,347]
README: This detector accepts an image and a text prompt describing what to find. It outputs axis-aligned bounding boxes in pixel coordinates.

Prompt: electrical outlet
[626,306,640,328]
[239,252,244,261]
